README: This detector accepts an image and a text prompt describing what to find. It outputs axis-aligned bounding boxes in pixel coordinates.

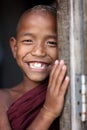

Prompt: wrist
[26,106,56,130]
[41,105,57,120]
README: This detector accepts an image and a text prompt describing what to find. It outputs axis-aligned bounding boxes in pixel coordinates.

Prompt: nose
[31,44,46,57]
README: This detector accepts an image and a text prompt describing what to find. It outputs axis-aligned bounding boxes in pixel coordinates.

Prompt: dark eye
[22,39,33,44]
[47,41,57,46]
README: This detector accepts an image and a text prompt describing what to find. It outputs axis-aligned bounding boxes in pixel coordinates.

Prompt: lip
[27,61,51,72]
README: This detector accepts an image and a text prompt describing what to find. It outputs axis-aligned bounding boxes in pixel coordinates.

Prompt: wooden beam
[57,0,87,129]
[57,0,71,130]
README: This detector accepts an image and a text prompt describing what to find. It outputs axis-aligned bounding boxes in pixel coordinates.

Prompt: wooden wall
[57,0,87,129]
[57,0,71,129]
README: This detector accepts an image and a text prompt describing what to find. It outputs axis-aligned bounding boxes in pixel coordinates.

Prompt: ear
[10,37,17,59]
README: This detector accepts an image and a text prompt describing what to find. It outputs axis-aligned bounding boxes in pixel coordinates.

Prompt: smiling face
[10,10,58,83]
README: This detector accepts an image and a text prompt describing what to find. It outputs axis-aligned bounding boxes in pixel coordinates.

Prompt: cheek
[16,45,31,58]
[48,48,58,60]
[15,47,26,62]
[52,51,58,60]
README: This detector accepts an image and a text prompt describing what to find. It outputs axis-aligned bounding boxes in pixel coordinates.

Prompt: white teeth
[29,62,47,69]
[35,63,41,68]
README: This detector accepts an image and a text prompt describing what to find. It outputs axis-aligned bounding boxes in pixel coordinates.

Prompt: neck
[22,76,48,92]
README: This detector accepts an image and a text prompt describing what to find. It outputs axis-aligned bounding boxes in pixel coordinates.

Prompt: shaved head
[16,5,57,36]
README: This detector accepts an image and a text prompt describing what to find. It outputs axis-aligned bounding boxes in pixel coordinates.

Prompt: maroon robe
[7,82,59,130]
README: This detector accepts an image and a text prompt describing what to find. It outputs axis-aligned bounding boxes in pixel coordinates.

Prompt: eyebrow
[46,35,57,39]
[20,32,33,37]
[19,32,57,39]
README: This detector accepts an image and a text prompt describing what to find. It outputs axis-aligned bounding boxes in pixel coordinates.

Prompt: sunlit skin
[12,12,58,87]
[0,9,70,130]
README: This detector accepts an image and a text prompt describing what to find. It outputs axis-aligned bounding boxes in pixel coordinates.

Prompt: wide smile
[27,62,51,72]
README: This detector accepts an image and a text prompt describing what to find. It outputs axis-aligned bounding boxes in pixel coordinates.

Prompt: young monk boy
[0,5,70,130]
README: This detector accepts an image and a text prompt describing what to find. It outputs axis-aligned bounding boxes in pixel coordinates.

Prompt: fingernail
[60,60,64,65]
[65,76,69,81]
[55,60,59,65]
[62,65,66,70]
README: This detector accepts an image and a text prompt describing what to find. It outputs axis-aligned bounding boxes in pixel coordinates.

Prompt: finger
[59,76,70,96]
[55,65,67,91]
[48,60,59,88]
[50,60,64,89]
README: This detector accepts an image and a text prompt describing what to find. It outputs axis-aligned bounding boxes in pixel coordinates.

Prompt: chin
[23,70,50,83]
[31,77,47,82]
[28,74,49,83]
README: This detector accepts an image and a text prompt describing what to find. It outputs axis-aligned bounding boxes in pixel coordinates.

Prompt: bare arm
[0,111,12,130]
[26,60,70,130]
[0,90,12,130]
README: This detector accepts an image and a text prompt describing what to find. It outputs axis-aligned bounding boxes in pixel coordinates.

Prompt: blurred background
[0,0,56,88]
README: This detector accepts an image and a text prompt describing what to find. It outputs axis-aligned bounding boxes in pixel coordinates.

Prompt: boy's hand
[43,60,70,118]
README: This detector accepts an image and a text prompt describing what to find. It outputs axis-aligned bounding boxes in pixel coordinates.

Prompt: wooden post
[57,0,71,130]
[84,0,87,74]
[57,0,87,130]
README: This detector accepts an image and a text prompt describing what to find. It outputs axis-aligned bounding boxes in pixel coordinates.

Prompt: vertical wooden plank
[56,0,71,130]
[57,0,87,130]
[83,0,87,74]
[70,0,87,129]
[83,0,87,128]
